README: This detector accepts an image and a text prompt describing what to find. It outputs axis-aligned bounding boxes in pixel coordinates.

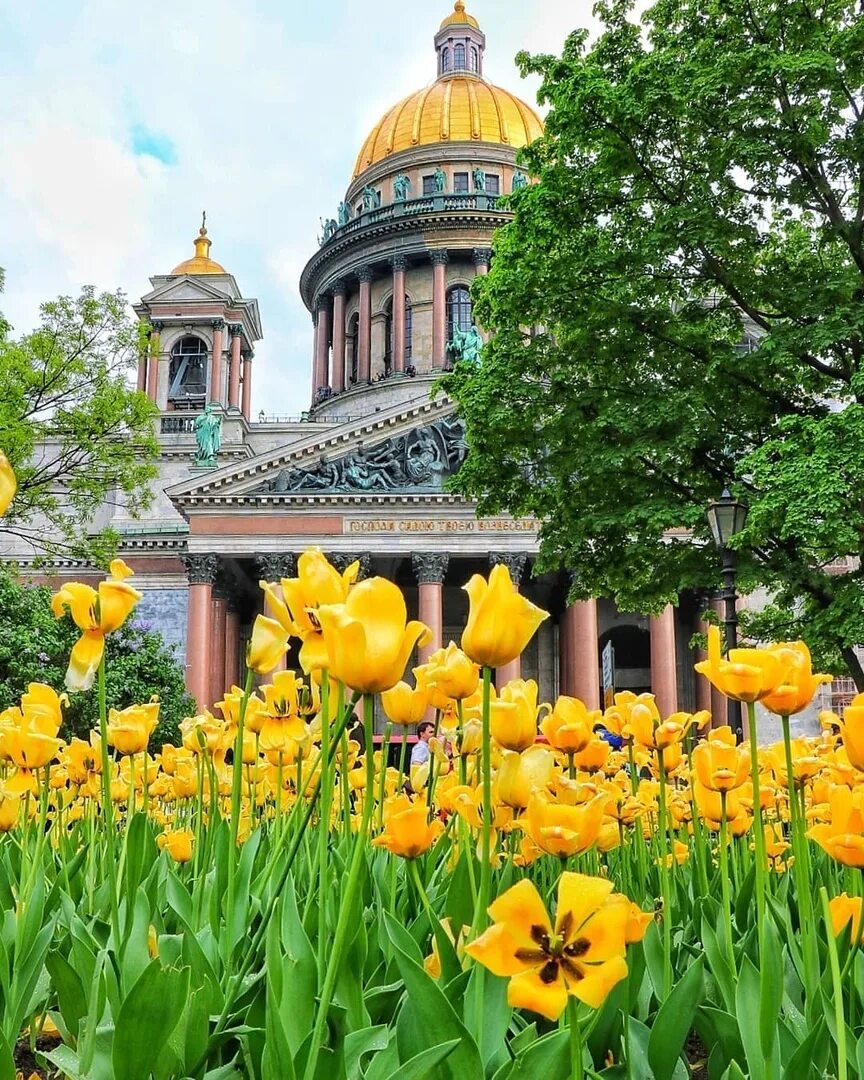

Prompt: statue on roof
[319,217,337,245]
[434,167,447,193]
[511,171,528,191]
[193,402,222,466]
[338,201,352,226]
[472,168,486,192]
[362,186,381,211]
[447,324,483,365]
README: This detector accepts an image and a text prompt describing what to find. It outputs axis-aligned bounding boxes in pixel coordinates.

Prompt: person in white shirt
[410,721,435,768]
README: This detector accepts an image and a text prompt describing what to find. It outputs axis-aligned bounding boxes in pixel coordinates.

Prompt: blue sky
[0,1,593,416]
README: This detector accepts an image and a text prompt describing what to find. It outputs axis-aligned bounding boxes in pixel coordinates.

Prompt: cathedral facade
[4,4,725,727]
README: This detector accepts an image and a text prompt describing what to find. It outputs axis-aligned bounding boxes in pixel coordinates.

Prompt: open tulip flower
[839,694,864,772]
[0,451,16,517]
[760,642,832,716]
[695,625,789,703]
[51,560,142,691]
[808,785,864,867]
[461,563,549,669]
[257,548,359,674]
[317,577,431,694]
[523,791,608,858]
[466,874,630,1019]
[540,695,597,753]
[371,800,443,858]
[106,702,160,756]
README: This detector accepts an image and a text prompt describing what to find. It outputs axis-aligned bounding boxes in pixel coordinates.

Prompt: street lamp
[706,487,749,740]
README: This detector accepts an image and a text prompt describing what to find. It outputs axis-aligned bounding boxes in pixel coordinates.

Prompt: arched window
[454,43,465,70]
[469,46,479,72]
[168,336,208,406]
[447,285,472,340]
[348,314,359,384]
[441,46,450,72]
[405,297,413,363]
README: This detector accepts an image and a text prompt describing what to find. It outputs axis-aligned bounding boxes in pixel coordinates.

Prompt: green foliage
[0,271,158,563]
[445,0,864,683]
[0,568,193,745]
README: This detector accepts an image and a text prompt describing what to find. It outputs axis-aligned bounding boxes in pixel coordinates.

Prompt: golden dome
[170,219,227,275]
[353,76,543,177]
[440,0,479,30]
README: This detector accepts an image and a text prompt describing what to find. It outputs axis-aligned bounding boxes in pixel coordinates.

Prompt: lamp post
[706,488,749,740]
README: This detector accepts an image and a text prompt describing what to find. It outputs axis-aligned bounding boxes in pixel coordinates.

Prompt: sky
[0,0,595,417]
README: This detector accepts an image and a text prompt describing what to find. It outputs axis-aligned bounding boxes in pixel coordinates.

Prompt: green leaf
[344,1025,390,1080]
[647,956,704,1080]
[759,917,784,1058]
[387,1038,461,1080]
[111,961,190,1080]
[641,921,665,1004]
[783,1018,827,1080]
[384,911,483,1080]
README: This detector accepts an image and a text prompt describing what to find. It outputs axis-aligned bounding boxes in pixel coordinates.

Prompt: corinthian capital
[182,553,220,585]
[412,553,449,584]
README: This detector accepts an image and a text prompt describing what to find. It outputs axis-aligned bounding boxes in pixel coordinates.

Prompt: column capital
[330,278,347,296]
[212,318,226,331]
[329,551,371,580]
[429,249,450,266]
[151,319,165,333]
[183,553,220,585]
[390,253,409,272]
[472,247,492,266]
[255,552,297,582]
[489,552,529,586]
[228,323,243,337]
[412,553,449,584]
[356,266,374,284]
[314,294,331,313]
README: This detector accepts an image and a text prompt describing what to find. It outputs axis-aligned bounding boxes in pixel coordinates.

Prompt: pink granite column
[224,602,241,691]
[331,282,346,393]
[357,267,373,383]
[241,354,253,420]
[309,310,319,406]
[146,324,161,403]
[137,349,147,393]
[490,553,528,687]
[430,250,449,369]
[473,247,491,277]
[314,297,331,399]
[228,328,242,410]
[391,255,408,374]
[210,320,225,403]
[183,554,219,712]
[413,554,448,665]
[210,592,227,707]
[650,604,678,717]
[560,598,600,709]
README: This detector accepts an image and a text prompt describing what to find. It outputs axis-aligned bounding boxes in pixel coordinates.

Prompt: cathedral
[5,3,730,728]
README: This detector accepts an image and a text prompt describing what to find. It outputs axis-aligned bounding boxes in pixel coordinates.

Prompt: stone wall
[133,587,189,668]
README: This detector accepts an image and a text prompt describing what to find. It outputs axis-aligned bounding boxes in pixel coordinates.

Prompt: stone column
[241,353,253,420]
[560,598,600,709]
[228,326,242,410]
[650,604,678,717]
[256,554,297,673]
[473,247,491,277]
[146,322,162,403]
[357,267,373,384]
[412,554,448,666]
[391,255,408,374]
[331,281,346,393]
[490,553,529,686]
[210,577,228,707]
[210,319,225,404]
[183,554,220,712]
[224,597,242,692]
[430,250,449,369]
[314,296,331,400]
[137,336,148,393]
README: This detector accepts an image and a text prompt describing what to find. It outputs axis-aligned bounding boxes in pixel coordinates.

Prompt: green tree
[0,269,158,563]
[446,0,864,685]
[0,569,193,746]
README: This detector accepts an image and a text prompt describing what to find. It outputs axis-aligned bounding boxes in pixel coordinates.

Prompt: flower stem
[97,656,121,945]
[746,700,766,959]
[568,997,583,1080]
[821,886,848,1080]
[719,791,735,974]
[656,751,673,999]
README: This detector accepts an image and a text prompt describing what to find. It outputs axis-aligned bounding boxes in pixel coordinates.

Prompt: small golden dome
[440,0,479,30]
[353,76,543,177]
[170,218,227,275]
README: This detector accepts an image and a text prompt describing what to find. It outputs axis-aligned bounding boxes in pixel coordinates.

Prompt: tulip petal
[66,631,105,692]
[569,956,629,1008]
[487,878,551,945]
[506,967,569,1021]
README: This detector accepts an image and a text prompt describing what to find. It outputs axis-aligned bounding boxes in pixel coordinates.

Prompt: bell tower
[134,217,262,419]
[434,1,485,78]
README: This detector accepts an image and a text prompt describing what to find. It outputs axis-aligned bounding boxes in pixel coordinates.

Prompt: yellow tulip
[106,702,160,756]
[316,578,431,694]
[695,625,788,703]
[523,791,608,858]
[692,731,749,792]
[158,828,194,863]
[465,873,630,1020]
[415,642,480,707]
[490,679,547,752]
[829,893,864,942]
[840,694,864,772]
[808,785,864,867]
[381,680,430,726]
[247,614,290,675]
[371,802,443,858]
[51,560,142,691]
[0,452,16,517]
[540,696,597,753]
[496,746,555,809]
[461,563,549,669]
[760,642,832,716]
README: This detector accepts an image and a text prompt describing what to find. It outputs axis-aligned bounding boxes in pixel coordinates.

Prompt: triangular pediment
[142,276,234,304]
[167,393,464,507]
